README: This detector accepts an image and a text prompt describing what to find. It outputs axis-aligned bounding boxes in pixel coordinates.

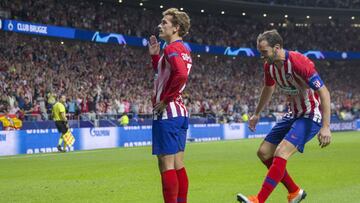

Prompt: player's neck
[274,49,286,68]
[168,36,182,44]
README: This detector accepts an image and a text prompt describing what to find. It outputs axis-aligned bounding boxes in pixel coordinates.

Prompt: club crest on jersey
[181,53,192,63]
[285,73,293,81]
[313,80,322,89]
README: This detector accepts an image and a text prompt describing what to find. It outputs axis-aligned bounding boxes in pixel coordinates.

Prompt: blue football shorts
[264,117,322,153]
[152,116,189,155]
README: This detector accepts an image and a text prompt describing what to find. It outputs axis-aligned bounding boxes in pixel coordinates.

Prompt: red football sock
[161,169,179,203]
[176,168,189,203]
[263,158,299,193]
[257,157,287,203]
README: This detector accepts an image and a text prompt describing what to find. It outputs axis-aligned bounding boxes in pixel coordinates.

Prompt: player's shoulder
[165,41,189,53]
[164,41,191,61]
[289,51,311,62]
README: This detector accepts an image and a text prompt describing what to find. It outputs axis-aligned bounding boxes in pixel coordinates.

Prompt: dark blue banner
[1,19,75,39]
[1,19,360,60]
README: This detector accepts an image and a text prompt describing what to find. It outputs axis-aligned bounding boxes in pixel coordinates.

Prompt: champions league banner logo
[92,32,127,45]
[224,47,255,57]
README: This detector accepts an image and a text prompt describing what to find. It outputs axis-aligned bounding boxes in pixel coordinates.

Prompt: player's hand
[153,101,167,114]
[148,35,160,55]
[248,114,260,132]
[318,126,331,148]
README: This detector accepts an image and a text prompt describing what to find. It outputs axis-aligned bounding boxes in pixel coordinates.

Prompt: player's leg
[175,152,188,203]
[258,141,299,194]
[256,140,298,203]
[157,154,178,203]
[174,116,189,203]
[238,117,297,203]
[283,118,321,203]
[153,118,181,203]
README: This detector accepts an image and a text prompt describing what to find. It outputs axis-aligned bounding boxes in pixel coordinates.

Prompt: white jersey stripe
[274,67,284,87]
[269,65,275,80]
[304,90,312,115]
[169,102,178,118]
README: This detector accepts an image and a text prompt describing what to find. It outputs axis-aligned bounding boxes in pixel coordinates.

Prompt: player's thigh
[274,139,299,160]
[175,151,185,170]
[257,140,277,161]
[157,154,176,172]
[264,117,295,147]
[283,117,321,153]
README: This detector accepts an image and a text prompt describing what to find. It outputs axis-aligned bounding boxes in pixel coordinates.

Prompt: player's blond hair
[257,29,283,48]
[162,8,191,37]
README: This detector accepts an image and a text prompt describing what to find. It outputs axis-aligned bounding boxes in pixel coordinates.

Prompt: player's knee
[257,147,272,161]
[157,156,175,172]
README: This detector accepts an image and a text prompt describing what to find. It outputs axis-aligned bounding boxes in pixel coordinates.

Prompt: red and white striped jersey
[151,40,192,120]
[264,51,324,122]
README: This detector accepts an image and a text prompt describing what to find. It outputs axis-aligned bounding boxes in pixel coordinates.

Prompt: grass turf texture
[0,131,359,203]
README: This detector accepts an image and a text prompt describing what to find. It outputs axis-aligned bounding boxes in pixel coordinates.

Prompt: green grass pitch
[0,131,359,203]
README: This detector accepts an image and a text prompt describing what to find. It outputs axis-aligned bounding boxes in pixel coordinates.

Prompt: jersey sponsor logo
[278,86,299,95]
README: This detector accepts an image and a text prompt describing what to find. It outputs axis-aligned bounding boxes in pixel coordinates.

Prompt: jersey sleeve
[291,52,324,90]
[162,46,189,104]
[264,63,275,86]
[151,55,160,71]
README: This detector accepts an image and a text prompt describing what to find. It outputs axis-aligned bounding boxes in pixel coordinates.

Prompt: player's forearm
[254,85,275,115]
[318,86,331,128]
[151,55,160,71]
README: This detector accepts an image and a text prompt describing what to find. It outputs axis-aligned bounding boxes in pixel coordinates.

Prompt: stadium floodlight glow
[197,54,201,58]
[61,41,64,45]
[139,2,143,6]
[242,12,246,16]
[351,16,355,20]
[306,15,310,19]
[263,13,267,17]
[160,5,163,8]
[221,11,225,15]
[284,14,288,18]
[180,7,184,11]
[118,0,122,3]
[201,9,204,13]
[328,16,332,19]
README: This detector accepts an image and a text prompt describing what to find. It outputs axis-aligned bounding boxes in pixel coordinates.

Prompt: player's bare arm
[317,86,332,148]
[249,85,275,132]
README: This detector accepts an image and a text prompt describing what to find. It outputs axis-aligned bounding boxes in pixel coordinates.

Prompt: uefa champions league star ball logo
[8,21,14,31]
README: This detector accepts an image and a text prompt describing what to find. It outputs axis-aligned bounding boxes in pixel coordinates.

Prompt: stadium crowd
[1,0,360,51]
[0,31,359,123]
